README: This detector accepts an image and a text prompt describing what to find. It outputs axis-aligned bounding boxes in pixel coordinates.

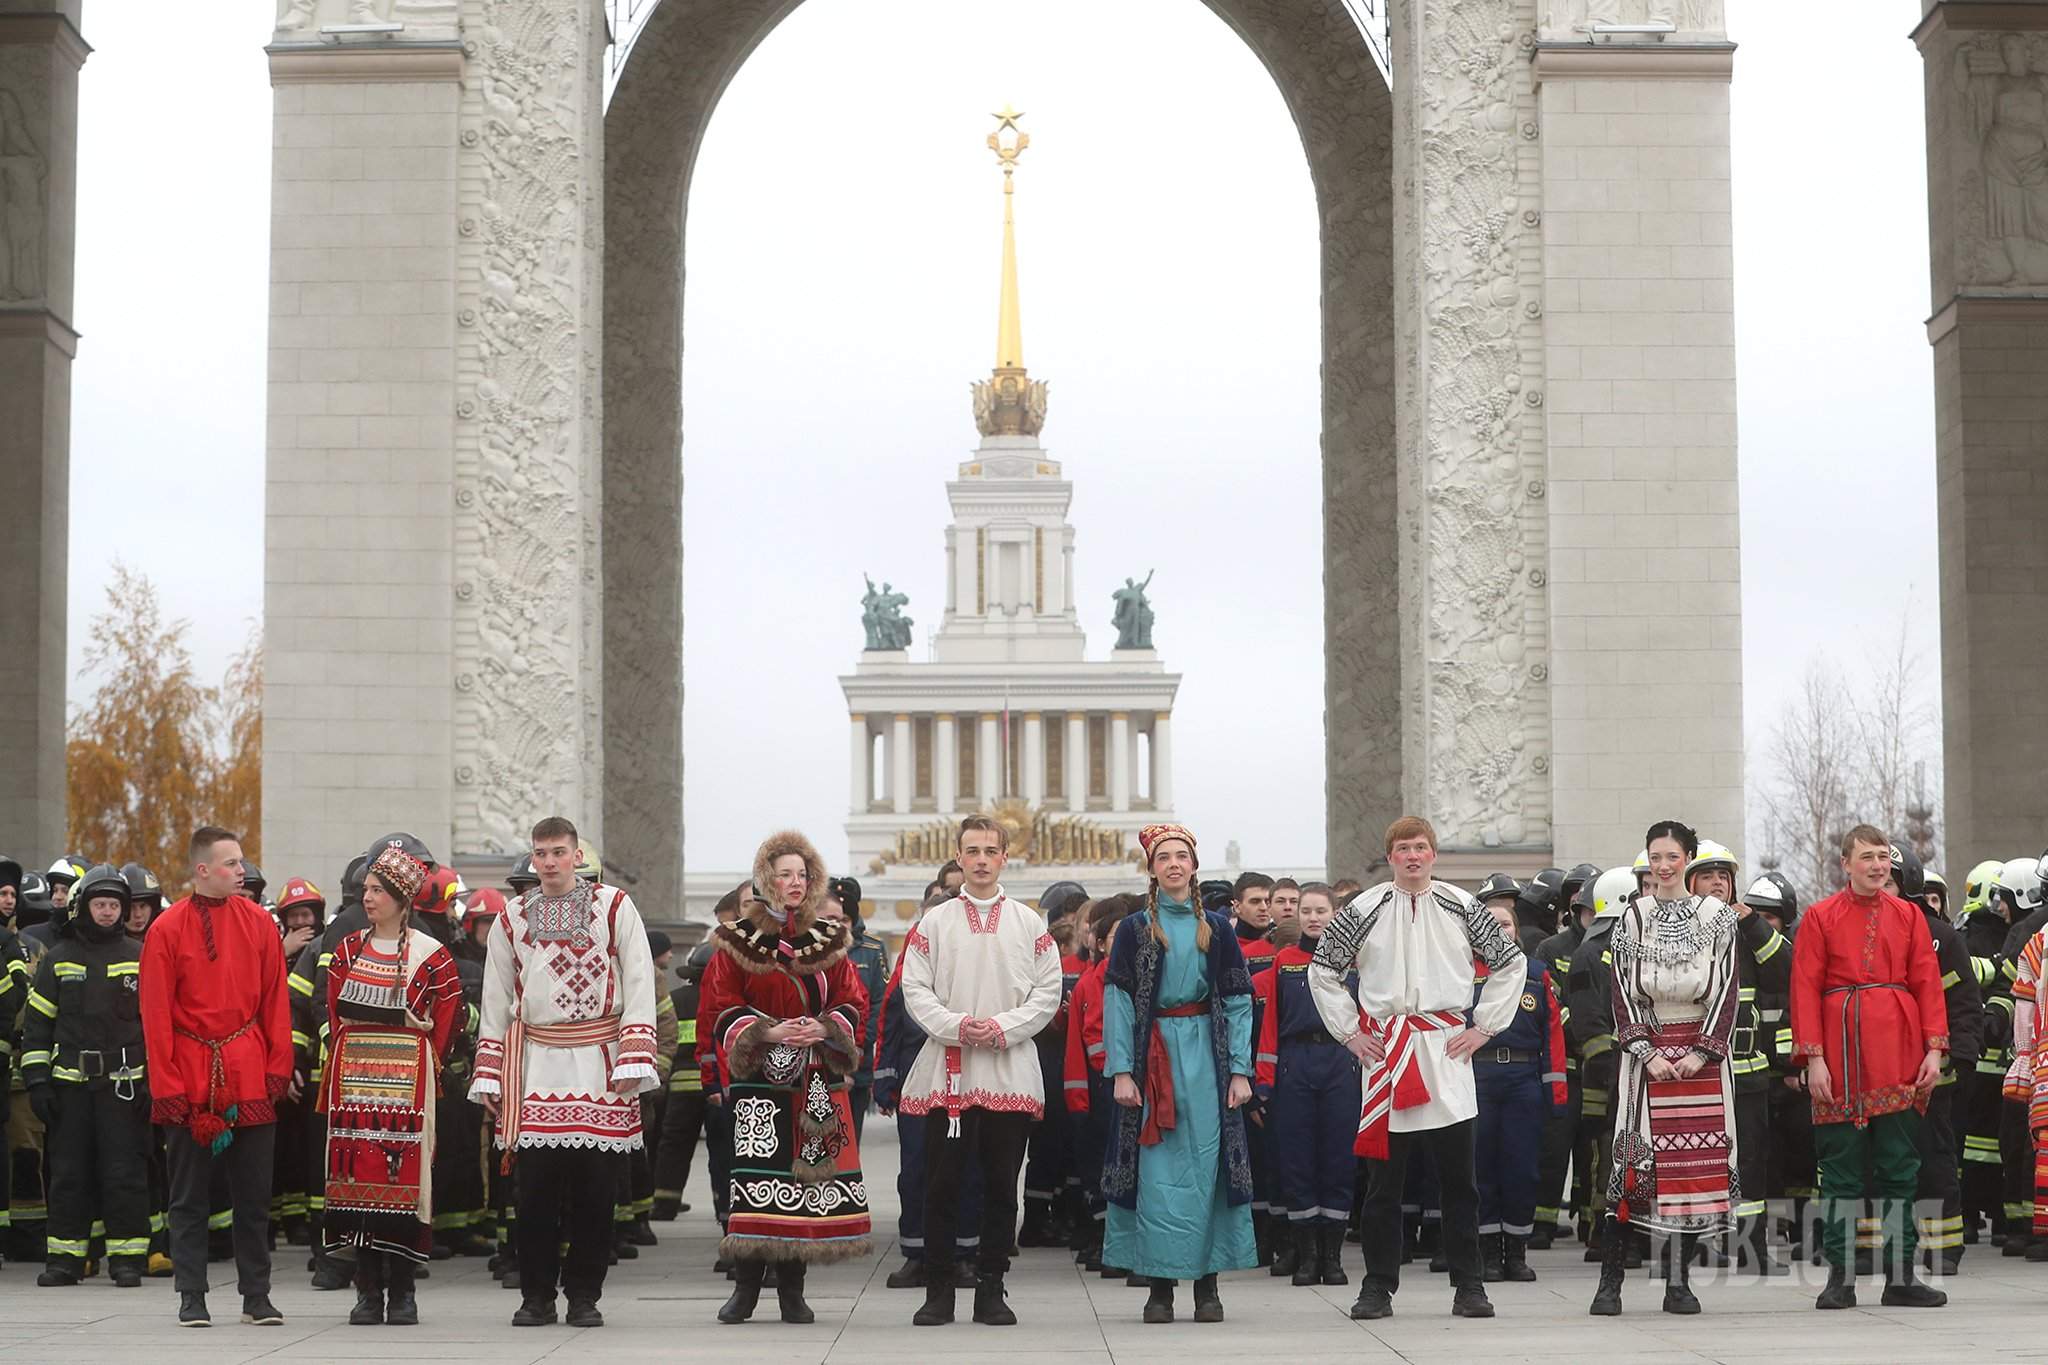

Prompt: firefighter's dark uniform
[20,917,150,1279]
[1730,910,1793,1272]
[1915,900,1981,1270]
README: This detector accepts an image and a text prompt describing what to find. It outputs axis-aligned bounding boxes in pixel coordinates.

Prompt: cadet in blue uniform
[20,864,150,1287]
[829,878,889,1145]
[1254,882,1361,1287]
[1467,878,1567,1283]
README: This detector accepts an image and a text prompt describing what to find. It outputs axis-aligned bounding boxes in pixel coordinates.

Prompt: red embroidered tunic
[140,894,295,1130]
[1789,888,1949,1127]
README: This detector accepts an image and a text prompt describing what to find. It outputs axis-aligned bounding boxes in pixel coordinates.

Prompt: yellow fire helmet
[1685,839,1739,890]
[1963,859,2006,918]
[575,839,603,884]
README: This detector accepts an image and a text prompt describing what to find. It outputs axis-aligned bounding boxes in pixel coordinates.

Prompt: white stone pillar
[1022,713,1044,805]
[848,714,868,812]
[0,1,83,858]
[977,714,999,807]
[935,714,957,813]
[1065,712,1088,812]
[265,17,467,881]
[891,714,913,815]
[1110,712,1131,813]
[1152,712,1174,812]
[1533,5,1743,858]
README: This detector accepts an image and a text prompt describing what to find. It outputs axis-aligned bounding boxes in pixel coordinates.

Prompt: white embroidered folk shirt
[470,879,660,1151]
[896,887,1065,1118]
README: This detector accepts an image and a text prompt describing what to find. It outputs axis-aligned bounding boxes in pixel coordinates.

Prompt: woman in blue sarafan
[1101,822,1258,1324]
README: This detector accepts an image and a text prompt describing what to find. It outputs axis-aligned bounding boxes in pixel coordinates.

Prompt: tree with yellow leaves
[65,566,261,889]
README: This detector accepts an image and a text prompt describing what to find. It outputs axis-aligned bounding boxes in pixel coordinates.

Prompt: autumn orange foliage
[65,566,262,894]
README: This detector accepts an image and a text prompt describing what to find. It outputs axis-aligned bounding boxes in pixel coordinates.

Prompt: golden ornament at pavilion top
[970,106,1050,439]
[869,799,1134,875]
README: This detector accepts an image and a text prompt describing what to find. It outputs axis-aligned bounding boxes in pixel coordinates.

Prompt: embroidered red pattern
[898,1087,1043,1118]
[1033,932,1056,956]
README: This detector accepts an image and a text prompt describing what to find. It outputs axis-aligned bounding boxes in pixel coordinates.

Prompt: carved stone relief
[275,0,458,38]
[1406,0,1543,848]
[1945,31,2048,287]
[0,86,45,303]
[452,0,601,853]
[1542,0,1724,40]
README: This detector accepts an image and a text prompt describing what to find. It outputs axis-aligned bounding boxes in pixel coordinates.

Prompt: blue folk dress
[1101,896,1257,1279]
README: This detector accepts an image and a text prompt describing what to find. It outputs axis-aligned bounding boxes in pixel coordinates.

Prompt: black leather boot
[973,1272,1017,1325]
[1270,1218,1300,1278]
[717,1258,766,1324]
[1662,1234,1700,1314]
[385,1257,419,1326]
[776,1260,815,1324]
[1502,1233,1537,1282]
[349,1252,385,1326]
[1192,1274,1223,1323]
[1318,1222,1349,1286]
[1880,1266,1948,1308]
[1815,1262,1856,1308]
[1588,1216,1626,1315]
[1291,1224,1320,1286]
[1142,1278,1175,1324]
[1482,1231,1506,1282]
[914,1277,956,1326]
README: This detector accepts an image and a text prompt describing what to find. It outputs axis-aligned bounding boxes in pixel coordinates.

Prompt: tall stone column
[1021,713,1044,805]
[934,713,957,814]
[263,7,465,881]
[1531,0,1744,859]
[891,714,912,815]
[266,0,610,889]
[1065,712,1088,813]
[0,1,82,858]
[977,714,998,807]
[848,713,868,812]
[1388,0,1556,854]
[1110,713,1131,813]
[1916,1,2048,864]
[1152,712,1174,812]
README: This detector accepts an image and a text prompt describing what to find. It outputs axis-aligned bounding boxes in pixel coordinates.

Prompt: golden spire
[991,105,1027,370]
[972,106,1049,439]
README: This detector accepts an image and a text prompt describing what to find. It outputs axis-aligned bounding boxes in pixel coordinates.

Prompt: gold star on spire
[991,104,1024,133]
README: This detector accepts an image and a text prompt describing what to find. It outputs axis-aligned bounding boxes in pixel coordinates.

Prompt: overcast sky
[66,0,1938,877]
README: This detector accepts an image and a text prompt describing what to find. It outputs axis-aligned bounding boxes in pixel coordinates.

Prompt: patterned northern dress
[1606,892,1741,1235]
[468,879,661,1155]
[701,894,873,1263]
[321,926,463,1260]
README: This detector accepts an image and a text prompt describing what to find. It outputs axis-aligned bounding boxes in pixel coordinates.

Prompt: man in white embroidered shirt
[897,814,1064,1329]
[1309,815,1525,1322]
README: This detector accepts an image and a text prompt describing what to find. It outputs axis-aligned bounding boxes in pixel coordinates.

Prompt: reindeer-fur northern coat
[701,830,872,1262]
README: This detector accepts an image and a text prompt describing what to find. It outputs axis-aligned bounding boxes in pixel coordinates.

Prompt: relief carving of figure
[0,89,46,302]
[1960,34,2048,285]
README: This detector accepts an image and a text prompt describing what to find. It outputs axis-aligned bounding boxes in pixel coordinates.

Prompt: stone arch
[601,0,1399,907]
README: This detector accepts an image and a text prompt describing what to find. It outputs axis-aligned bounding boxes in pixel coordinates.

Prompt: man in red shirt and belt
[140,825,295,1329]
[1789,823,1948,1310]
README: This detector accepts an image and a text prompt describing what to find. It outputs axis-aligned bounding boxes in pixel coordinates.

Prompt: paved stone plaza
[0,1119,2039,1364]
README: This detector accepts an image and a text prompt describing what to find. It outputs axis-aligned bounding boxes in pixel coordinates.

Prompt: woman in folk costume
[1101,823,1258,1325]
[320,845,463,1327]
[703,830,873,1325]
[1591,820,1740,1318]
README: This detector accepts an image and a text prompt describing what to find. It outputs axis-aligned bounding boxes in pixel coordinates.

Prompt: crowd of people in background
[3,805,2045,1331]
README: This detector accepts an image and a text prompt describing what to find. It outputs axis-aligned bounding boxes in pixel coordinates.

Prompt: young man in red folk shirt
[1789,823,1948,1310]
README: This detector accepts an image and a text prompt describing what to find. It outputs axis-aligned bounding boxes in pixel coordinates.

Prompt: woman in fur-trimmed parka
[702,830,873,1325]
